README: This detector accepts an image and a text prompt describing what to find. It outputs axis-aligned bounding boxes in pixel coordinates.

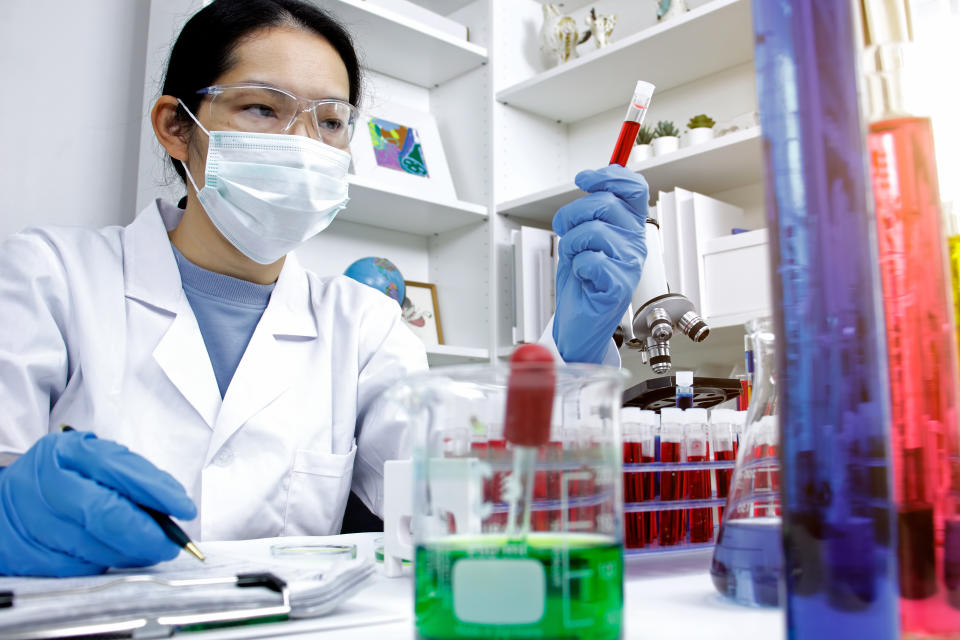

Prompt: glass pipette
[504,344,555,537]
[609,80,656,166]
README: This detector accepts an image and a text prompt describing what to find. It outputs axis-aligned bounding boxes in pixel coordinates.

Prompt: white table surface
[195,534,785,640]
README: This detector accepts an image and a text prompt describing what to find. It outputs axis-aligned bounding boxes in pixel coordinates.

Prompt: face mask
[178,100,350,265]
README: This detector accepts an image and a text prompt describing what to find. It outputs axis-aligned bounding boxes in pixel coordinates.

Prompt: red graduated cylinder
[504,344,556,447]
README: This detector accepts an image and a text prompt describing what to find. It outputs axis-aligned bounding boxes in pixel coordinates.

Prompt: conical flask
[710,317,783,607]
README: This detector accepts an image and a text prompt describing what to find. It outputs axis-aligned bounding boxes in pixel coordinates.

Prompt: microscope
[621,215,710,374]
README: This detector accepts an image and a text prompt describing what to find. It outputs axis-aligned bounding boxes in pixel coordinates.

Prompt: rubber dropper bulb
[504,344,555,447]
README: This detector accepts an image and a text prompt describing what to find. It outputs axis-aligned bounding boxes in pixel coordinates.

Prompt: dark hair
[161,0,362,184]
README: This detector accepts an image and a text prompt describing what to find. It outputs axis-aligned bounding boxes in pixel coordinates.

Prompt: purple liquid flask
[752,0,899,637]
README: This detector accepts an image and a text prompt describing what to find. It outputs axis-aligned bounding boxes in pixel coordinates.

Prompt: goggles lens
[204,85,357,148]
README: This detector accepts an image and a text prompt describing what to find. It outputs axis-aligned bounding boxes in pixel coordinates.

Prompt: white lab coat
[0,200,428,541]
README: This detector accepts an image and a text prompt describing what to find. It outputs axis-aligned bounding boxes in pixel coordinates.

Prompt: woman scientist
[0,0,648,577]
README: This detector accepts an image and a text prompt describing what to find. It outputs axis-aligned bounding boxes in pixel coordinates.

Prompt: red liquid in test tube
[684,409,713,544]
[659,408,686,546]
[609,81,655,167]
[710,409,738,522]
[622,408,656,548]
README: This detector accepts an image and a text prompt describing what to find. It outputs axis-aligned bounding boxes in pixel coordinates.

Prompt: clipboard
[0,547,376,640]
[0,572,291,639]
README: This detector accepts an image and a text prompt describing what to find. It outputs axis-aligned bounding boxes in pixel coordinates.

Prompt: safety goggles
[195,83,358,148]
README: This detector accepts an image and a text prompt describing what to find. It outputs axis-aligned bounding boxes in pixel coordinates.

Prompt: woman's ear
[152,96,190,162]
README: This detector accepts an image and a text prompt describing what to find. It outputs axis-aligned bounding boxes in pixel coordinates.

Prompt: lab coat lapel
[205,253,318,463]
[124,201,221,429]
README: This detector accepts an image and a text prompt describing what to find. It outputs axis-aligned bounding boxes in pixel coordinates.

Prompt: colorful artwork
[367,118,430,177]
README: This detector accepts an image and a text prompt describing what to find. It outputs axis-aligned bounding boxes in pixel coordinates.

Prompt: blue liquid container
[751,0,899,637]
[712,517,783,607]
[711,318,783,607]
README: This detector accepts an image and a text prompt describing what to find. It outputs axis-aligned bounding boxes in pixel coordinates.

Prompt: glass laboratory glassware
[658,407,686,546]
[683,408,713,544]
[751,0,899,636]
[947,203,960,369]
[710,317,782,607]
[387,361,627,640]
[622,408,657,549]
[709,408,738,523]
[861,1,960,635]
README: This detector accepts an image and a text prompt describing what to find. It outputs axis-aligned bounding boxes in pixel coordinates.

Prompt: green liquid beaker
[416,533,622,640]
[383,362,627,639]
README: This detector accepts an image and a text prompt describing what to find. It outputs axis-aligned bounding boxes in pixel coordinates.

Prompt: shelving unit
[498,126,762,223]
[344,175,487,235]
[320,0,487,87]
[495,0,753,122]
[136,0,768,375]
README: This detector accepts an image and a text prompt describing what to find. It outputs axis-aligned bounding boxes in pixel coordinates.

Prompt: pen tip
[186,542,205,562]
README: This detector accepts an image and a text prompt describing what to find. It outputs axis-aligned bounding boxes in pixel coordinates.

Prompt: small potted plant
[652,120,680,156]
[629,125,655,167]
[684,114,716,146]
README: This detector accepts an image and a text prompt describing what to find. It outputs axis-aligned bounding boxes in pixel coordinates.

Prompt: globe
[343,257,405,306]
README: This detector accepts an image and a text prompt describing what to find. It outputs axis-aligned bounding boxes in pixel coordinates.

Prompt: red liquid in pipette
[610,120,641,166]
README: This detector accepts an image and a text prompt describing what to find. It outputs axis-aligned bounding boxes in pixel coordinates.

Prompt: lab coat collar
[124,200,318,338]
[122,200,320,438]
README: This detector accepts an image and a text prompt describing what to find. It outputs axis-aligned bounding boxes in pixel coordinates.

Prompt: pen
[60,425,205,562]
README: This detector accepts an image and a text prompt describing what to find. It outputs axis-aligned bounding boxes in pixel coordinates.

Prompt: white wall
[0,0,151,239]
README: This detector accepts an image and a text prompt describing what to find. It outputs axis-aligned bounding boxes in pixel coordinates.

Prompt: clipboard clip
[1,572,291,639]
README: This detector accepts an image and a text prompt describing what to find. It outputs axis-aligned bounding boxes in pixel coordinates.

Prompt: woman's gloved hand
[0,430,197,577]
[553,165,648,364]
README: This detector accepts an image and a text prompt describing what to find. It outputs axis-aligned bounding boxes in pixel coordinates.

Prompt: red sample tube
[709,408,738,522]
[622,408,657,548]
[658,408,685,546]
[684,408,713,544]
[609,80,656,166]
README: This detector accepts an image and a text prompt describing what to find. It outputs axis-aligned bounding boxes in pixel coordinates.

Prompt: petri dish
[270,543,357,563]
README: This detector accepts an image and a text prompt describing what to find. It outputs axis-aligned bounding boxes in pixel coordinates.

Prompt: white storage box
[701,229,771,327]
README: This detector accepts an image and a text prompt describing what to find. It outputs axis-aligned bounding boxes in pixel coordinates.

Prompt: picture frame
[402,280,444,346]
[349,100,458,201]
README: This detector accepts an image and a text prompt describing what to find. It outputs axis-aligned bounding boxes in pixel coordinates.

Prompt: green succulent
[653,120,680,138]
[635,125,655,145]
[687,114,716,129]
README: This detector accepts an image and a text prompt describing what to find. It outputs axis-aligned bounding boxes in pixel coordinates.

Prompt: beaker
[386,361,627,640]
[710,317,783,607]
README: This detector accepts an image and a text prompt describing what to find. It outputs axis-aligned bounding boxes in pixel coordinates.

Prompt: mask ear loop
[176,99,210,198]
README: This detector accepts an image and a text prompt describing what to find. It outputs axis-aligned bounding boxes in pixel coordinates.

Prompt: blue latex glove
[553,165,648,363]
[0,431,197,577]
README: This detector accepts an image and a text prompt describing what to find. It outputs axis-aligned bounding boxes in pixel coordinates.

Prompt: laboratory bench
[193,533,784,640]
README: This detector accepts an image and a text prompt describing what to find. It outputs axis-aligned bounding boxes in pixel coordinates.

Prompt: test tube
[710,408,738,522]
[659,408,685,546]
[684,408,713,544]
[623,408,657,548]
[609,80,655,166]
[676,371,694,410]
[751,416,780,518]
[733,410,747,456]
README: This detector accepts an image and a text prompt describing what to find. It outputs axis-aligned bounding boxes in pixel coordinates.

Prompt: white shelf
[495,0,752,122]
[426,344,490,366]
[498,126,763,222]
[342,174,487,235]
[318,0,488,87]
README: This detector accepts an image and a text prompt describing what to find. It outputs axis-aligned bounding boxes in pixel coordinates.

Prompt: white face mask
[178,100,350,265]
